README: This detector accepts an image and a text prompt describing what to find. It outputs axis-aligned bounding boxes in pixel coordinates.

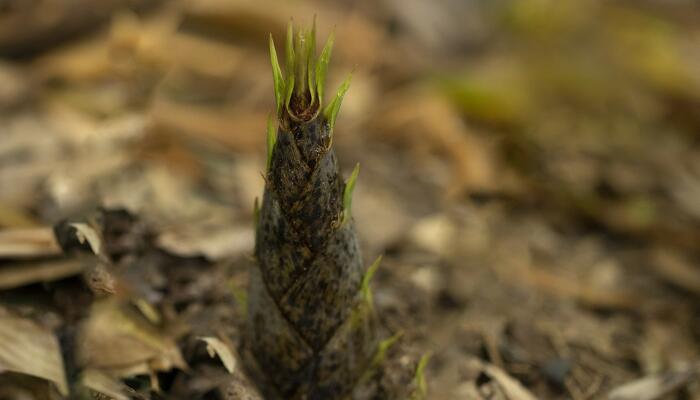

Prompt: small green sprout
[341,162,360,225]
[362,255,383,309]
[266,115,276,171]
[371,331,404,367]
[410,353,431,400]
[253,197,260,232]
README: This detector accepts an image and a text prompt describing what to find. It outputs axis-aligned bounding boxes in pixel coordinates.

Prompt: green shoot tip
[372,331,404,367]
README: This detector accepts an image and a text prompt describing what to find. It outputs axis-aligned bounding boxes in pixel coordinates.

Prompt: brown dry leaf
[224,373,264,400]
[199,336,237,374]
[0,227,61,258]
[651,248,700,295]
[149,99,267,153]
[463,357,539,400]
[0,259,84,290]
[515,262,640,310]
[0,201,39,228]
[639,319,699,374]
[157,225,254,261]
[32,35,113,83]
[0,0,153,56]
[608,366,699,400]
[0,62,30,108]
[80,368,134,400]
[164,32,247,79]
[43,150,133,215]
[370,87,503,197]
[0,115,69,206]
[101,165,232,225]
[407,214,459,256]
[183,0,389,68]
[0,373,63,400]
[77,299,186,378]
[0,307,69,396]
[353,181,414,255]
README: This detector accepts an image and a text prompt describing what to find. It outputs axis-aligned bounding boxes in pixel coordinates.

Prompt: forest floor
[1,0,700,399]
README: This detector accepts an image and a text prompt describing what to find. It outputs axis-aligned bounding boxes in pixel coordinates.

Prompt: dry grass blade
[0,259,84,290]
[0,228,62,259]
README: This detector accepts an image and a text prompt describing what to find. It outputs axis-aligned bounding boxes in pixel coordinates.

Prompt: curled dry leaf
[69,223,104,257]
[199,336,237,374]
[0,307,69,396]
[77,299,186,379]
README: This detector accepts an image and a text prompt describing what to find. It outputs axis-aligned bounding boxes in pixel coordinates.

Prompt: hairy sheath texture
[246,21,376,399]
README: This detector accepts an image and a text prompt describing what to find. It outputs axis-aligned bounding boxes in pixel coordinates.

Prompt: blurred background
[1,0,700,399]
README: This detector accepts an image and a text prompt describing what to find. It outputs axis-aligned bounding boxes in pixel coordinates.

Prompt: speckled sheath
[248,116,376,399]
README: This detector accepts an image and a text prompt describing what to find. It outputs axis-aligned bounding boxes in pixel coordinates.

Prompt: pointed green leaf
[307,18,317,105]
[229,282,248,319]
[323,72,352,134]
[294,28,307,100]
[269,35,284,114]
[285,21,295,78]
[341,162,360,225]
[315,31,335,104]
[253,197,260,232]
[284,21,295,110]
[285,74,295,112]
[362,255,382,306]
[266,115,276,171]
[371,331,404,367]
[411,353,432,400]
[357,329,404,387]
